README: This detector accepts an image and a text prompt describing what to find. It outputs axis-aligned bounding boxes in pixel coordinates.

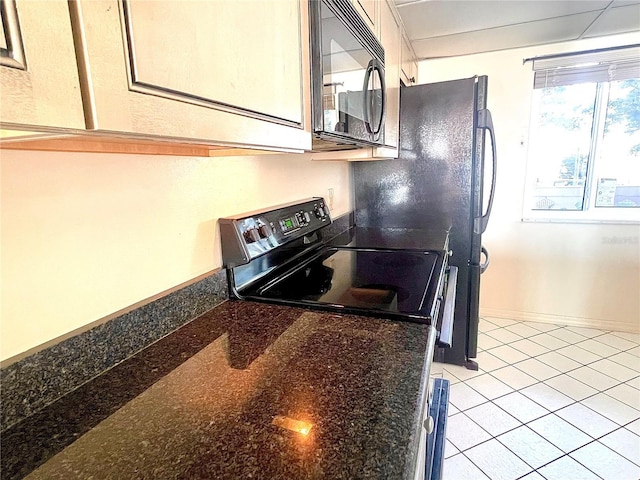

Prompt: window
[523,45,640,223]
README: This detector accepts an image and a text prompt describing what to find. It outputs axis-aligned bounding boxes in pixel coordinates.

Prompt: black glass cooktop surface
[245,247,441,319]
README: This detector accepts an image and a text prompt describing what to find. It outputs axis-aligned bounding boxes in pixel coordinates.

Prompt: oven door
[412,326,451,480]
[425,378,450,480]
[416,268,456,480]
[310,0,386,146]
[436,266,457,348]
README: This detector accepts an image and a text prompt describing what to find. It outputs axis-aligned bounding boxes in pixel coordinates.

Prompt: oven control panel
[220,197,332,267]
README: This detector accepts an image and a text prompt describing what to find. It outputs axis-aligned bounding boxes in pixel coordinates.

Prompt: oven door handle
[437,266,457,348]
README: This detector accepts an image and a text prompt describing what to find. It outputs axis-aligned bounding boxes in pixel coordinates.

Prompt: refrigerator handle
[477,108,497,234]
[480,246,490,274]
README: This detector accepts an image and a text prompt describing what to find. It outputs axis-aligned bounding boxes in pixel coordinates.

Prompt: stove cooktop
[220,198,448,325]
[244,247,444,322]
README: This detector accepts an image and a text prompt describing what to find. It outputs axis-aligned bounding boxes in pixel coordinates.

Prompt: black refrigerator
[352,76,497,368]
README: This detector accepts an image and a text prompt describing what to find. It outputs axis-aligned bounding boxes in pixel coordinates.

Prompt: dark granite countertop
[2,301,433,480]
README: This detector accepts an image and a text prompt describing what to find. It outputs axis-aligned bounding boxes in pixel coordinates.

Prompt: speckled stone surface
[2,301,432,480]
[322,210,353,240]
[0,270,228,432]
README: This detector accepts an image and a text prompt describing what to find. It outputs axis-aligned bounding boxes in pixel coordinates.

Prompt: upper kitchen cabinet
[67,0,311,151]
[0,0,85,130]
[401,33,418,86]
[379,0,401,150]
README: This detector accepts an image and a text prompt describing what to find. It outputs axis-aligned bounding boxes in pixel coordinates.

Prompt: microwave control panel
[220,198,332,267]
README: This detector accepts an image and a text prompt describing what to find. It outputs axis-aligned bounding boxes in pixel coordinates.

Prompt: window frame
[522,46,640,225]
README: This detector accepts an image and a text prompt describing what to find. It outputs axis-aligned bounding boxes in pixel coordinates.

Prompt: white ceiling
[394,0,640,59]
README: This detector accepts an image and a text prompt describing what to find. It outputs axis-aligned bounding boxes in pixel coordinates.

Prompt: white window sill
[522,210,640,225]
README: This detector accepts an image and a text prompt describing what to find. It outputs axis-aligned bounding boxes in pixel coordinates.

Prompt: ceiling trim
[579,1,615,39]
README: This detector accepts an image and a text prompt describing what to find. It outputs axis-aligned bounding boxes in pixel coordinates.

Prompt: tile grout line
[447,402,637,477]
[448,381,640,456]
[450,411,638,479]
[443,319,640,479]
[475,327,640,394]
[448,357,640,427]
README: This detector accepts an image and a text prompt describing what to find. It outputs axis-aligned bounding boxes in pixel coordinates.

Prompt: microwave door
[338,91,368,140]
[317,2,375,144]
[338,63,372,143]
[338,61,385,143]
[333,61,380,142]
[324,59,372,143]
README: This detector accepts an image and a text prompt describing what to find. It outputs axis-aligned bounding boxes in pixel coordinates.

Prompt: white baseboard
[479,307,640,334]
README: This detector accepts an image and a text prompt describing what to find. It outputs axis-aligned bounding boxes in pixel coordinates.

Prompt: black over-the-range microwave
[309,0,386,150]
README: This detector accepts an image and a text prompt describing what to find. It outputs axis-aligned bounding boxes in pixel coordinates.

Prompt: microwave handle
[363,59,385,138]
[372,61,386,136]
[362,60,374,135]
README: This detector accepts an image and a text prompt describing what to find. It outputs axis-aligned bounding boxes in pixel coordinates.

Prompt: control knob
[243,227,260,243]
[258,224,270,239]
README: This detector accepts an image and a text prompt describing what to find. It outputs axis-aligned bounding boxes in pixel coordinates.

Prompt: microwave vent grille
[327,0,384,65]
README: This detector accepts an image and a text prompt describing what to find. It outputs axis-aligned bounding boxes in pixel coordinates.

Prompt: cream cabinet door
[71,0,311,151]
[379,1,400,150]
[401,34,418,86]
[0,0,85,130]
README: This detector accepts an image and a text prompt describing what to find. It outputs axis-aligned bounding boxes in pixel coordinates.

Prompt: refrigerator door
[468,76,498,361]
[470,77,491,265]
[354,77,482,366]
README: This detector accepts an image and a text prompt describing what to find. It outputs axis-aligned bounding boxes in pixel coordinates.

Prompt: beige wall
[419,32,640,332]
[1,150,352,361]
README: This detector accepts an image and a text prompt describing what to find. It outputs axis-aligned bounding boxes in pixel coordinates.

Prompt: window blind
[529,44,640,89]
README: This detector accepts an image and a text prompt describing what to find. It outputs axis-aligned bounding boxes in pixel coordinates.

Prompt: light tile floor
[435,317,640,480]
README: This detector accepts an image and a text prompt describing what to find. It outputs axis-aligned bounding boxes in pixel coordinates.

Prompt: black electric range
[220,198,455,343]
